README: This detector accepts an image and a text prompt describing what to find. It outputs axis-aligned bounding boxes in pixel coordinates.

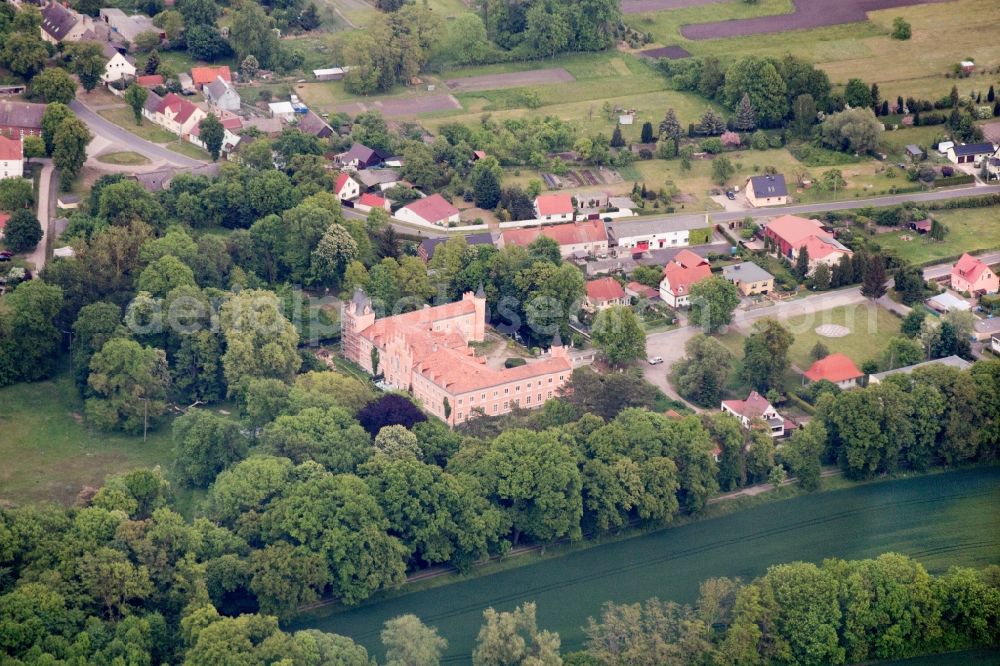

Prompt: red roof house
[396,194,461,227]
[763,215,852,272]
[357,192,389,212]
[721,391,791,437]
[625,281,658,300]
[334,172,360,201]
[659,249,711,308]
[803,353,863,388]
[534,193,575,222]
[0,212,10,236]
[584,277,627,311]
[190,66,232,87]
[950,253,999,295]
[135,74,164,87]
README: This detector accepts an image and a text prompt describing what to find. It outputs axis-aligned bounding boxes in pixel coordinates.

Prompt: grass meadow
[871,208,1000,265]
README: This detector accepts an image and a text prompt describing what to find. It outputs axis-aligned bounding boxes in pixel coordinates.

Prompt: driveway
[26,160,56,273]
[69,99,204,168]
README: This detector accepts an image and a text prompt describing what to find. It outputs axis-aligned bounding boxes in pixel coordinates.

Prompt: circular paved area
[815,324,850,338]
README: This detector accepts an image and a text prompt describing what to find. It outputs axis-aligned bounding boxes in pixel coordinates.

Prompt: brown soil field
[445,68,576,92]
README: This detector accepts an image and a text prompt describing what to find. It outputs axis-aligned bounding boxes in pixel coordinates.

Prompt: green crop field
[872,208,1000,265]
[0,363,176,506]
[295,467,1000,661]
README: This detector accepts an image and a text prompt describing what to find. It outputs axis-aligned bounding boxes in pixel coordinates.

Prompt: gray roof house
[142,90,163,121]
[295,109,334,139]
[204,76,241,113]
[41,1,87,42]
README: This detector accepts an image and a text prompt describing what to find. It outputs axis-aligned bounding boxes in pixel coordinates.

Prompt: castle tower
[341,288,375,365]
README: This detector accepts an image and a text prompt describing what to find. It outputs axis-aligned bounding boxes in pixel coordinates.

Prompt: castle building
[342,289,573,426]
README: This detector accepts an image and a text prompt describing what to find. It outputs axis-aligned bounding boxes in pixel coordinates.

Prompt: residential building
[974,317,1000,342]
[101,43,135,83]
[341,289,573,426]
[418,232,496,262]
[396,194,461,227]
[188,114,242,157]
[41,1,91,43]
[721,391,789,437]
[99,8,162,42]
[584,277,627,312]
[356,192,390,214]
[946,142,996,165]
[803,353,863,389]
[356,169,403,192]
[334,172,360,201]
[313,67,346,81]
[337,142,383,170]
[203,76,240,113]
[659,249,712,307]
[130,163,220,192]
[152,93,206,138]
[501,219,609,259]
[763,214,852,272]
[722,261,774,296]
[141,90,162,122]
[608,215,709,253]
[0,135,23,180]
[0,101,46,139]
[190,66,232,88]
[243,117,284,137]
[745,174,788,207]
[625,281,658,300]
[534,193,574,223]
[869,356,972,384]
[950,253,999,295]
[295,109,334,139]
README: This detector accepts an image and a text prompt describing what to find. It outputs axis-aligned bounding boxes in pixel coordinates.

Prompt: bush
[891,17,911,40]
[700,137,724,154]
[504,357,527,368]
[750,130,769,150]
[2,209,42,253]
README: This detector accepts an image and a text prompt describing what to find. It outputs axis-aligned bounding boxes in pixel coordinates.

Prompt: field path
[682,0,951,40]
[294,467,1000,661]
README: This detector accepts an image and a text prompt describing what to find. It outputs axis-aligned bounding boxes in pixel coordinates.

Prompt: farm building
[313,67,347,81]
[99,8,162,42]
[745,174,788,207]
[869,356,971,384]
[501,219,609,259]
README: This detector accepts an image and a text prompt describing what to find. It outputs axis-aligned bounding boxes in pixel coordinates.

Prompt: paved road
[924,251,1000,279]
[70,100,204,168]
[26,160,55,273]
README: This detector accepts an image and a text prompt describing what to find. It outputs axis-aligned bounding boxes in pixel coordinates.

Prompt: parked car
[726,191,735,200]
[648,356,663,365]
[0,251,12,262]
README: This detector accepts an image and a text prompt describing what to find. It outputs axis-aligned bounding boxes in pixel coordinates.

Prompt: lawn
[0,364,175,506]
[870,207,1000,265]
[778,302,902,369]
[98,107,177,143]
[96,151,151,166]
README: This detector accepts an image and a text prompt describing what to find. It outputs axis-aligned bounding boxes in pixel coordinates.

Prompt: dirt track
[681,0,951,40]
[445,68,575,92]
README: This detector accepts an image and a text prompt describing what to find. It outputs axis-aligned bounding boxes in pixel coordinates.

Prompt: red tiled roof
[157,93,201,124]
[535,193,574,217]
[626,281,658,298]
[765,214,850,260]
[586,277,626,303]
[0,135,21,161]
[0,212,9,230]
[804,353,862,383]
[191,66,231,86]
[401,194,459,224]
[661,253,711,296]
[722,391,773,419]
[952,253,990,284]
[136,74,164,87]
[503,219,608,248]
[334,172,352,193]
[359,192,386,208]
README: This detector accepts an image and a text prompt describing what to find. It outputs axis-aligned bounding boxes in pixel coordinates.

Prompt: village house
[101,43,135,84]
[99,8,163,43]
[534,193,575,223]
[721,391,790,437]
[268,101,296,123]
[188,114,242,156]
[584,277,627,312]
[418,232,496,262]
[356,169,404,192]
[0,101,46,139]
[625,281,658,301]
[190,66,232,89]
[152,93,206,138]
[203,76,240,113]
[243,117,284,137]
[334,172,361,201]
[722,261,774,296]
[501,219,609,259]
[946,142,996,165]
[341,289,573,426]
[745,174,788,207]
[141,90,162,122]
[337,143,383,170]
[950,253,999,295]
[869,356,971,384]
[763,214,853,272]
[41,1,91,43]
[608,215,709,254]
[0,135,23,180]
[659,249,712,307]
[355,192,390,214]
[803,353,863,389]
[396,194,461,227]
[294,110,334,139]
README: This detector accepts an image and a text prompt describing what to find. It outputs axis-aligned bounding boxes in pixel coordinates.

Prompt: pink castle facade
[342,289,573,426]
